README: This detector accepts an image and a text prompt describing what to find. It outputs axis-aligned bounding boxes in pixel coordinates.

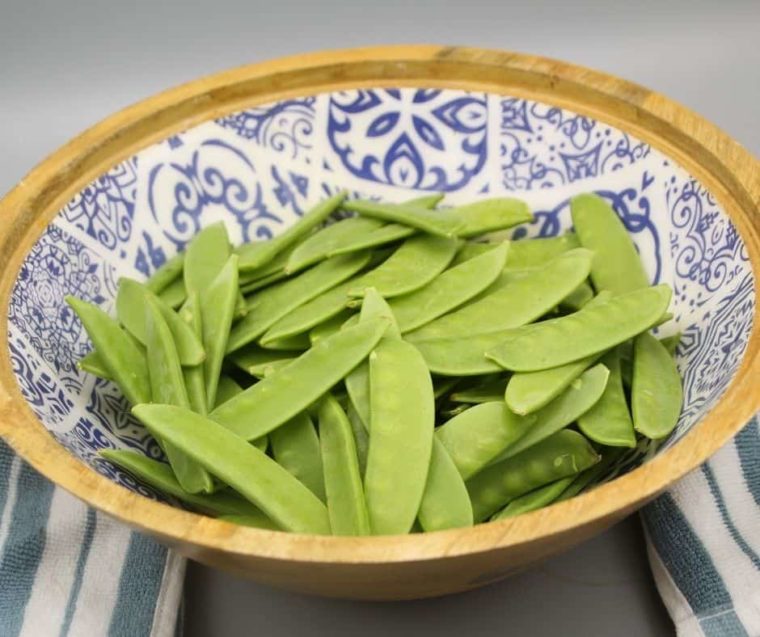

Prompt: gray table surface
[2,1,759,635]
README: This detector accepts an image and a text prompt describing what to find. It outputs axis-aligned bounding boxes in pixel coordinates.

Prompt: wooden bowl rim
[1,45,759,564]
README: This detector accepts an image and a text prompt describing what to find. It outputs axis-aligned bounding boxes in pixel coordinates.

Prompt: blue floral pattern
[5,89,754,498]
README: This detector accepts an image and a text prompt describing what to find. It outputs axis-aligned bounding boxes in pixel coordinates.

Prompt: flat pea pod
[228,251,371,352]
[571,193,649,294]
[145,253,184,294]
[178,291,207,415]
[228,344,298,378]
[390,242,509,333]
[466,429,599,522]
[450,377,508,404]
[183,222,231,295]
[450,242,494,267]
[200,255,239,408]
[491,476,576,520]
[270,412,326,502]
[100,450,264,517]
[238,192,346,271]
[345,288,400,430]
[346,402,369,478]
[496,363,610,462]
[485,284,673,371]
[133,404,331,534]
[364,338,434,535]
[211,318,389,441]
[418,438,473,531]
[347,234,459,299]
[144,296,214,494]
[434,197,532,238]
[632,332,682,439]
[343,199,463,238]
[318,394,371,535]
[660,332,681,355]
[285,216,384,273]
[407,249,592,341]
[415,330,508,377]
[577,350,636,447]
[217,514,280,531]
[65,296,150,405]
[238,244,295,285]
[503,233,579,268]
[214,375,243,408]
[329,223,414,257]
[555,448,626,502]
[157,276,187,309]
[78,350,112,380]
[240,268,289,294]
[561,281,594,311]
[308,311,352,344]
[259,333,311,351]
[116,278,205,366]
[436,402,534,480]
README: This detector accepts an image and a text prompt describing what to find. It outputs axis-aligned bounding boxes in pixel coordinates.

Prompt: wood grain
[0,45,758,600]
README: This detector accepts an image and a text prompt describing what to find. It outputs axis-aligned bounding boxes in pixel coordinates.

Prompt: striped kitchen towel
[643,416,760,637]
[0,439,184,637]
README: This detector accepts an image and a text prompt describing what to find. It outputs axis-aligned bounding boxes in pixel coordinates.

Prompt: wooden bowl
[1,46,759,600]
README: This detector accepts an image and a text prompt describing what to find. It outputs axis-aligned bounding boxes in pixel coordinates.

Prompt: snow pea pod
[660,332,682,355]
[270,412,326,502]
[329,223,414,257]
[184,222,231,295]
[632,332,682,439]
[578,350,636,447]
[343,199,463,238]
[504,233,579,269]
[346,402,369,478]
[308,311,352,344]
[158,276,186,309]
[415,330,508,376]
[211,318,389,441]
[485,284,672,371]
[434,197,532,238]
[436,401,534,480]
[348,234,459,299]
[240,268,290,294]
[214,375,243,408]
[390,242,509,333]
[492,476,576,520]
[418,438,473,531]
[237,192,347,271]
[178,291,207,415]
[116,278,205,366]
[318,394,370,536]
[200,255,239,408]
[145,253,184,294]
[217,514,280,531]
[364,338,435,535]
[407,249,592,341]
[260,333,311,351]
[100,450,264,517]
[228,344,298,378]
[144,296,214,494]
[561,281,594,311]
[78,350,111,380]
[467,429,599,522]
[65,297,150,405]
[571,193,649,294]
[133,404,331,534]
[227,251,371,352]
[450,377,509,404]
[449,242,494,266]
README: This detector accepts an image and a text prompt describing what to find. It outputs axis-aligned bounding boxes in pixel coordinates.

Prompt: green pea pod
[200,255,239,408]
[65,297,150,405]
[504,233,579,269]
[184,222,231,295]
[145,253,184,294]
[418,438,474,531]
[77,350,112,380]
[467,429,599,522]
[390,242,509,333]
[485,284,673,371]
[238,192,347,271]
[342,199,463,238]
[214,375,243,408]
[178,291,207,415]
[157,276,186,309]
[132,404,331,534]
[237,244,295,285]
[632,332,683,439]
[270,412,326,502]
[348,235,460,299]
[555,448,626,502]
[449,242,494,267]
[449,377,508,404]
[496,363,610,462]
[346,402,369,478]
[228,344,298,378]
[144,296,214,494]
[492,476,576,520]
[660,332,682,356]
[364,338,435,535]
[561,281,594,311]
[571,193,649,294]
[436,401,534,479]
[578,350,636,447]
[407,248,592,341]
[228,251,371,352]
[414,331,508,376]
[240,268,290,294]
[308,311,352,345]
[100,450,264,517]
[116,278,205,366]
[328,223,415,257]
[211,318,389,440]
[217,514,280,531]
[318,394,371,536]
[434,197,532,238]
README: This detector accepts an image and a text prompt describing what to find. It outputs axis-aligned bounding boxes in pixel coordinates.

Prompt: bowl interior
[6,87,754,503]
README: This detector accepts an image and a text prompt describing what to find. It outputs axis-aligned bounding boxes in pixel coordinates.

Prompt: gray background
[2,1,759,635]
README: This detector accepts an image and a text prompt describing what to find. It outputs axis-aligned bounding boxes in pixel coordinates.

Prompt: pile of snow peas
[68,191,683,535]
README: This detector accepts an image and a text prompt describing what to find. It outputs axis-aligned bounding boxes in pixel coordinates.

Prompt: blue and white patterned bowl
[1,47,758,598]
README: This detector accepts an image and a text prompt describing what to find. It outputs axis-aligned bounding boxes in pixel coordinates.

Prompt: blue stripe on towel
[108,532,168,637]
[59,508,97,637]
[735,417,760,507]
[0,461,55,637]
[0,441,14,519]
[700,609,750,637]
